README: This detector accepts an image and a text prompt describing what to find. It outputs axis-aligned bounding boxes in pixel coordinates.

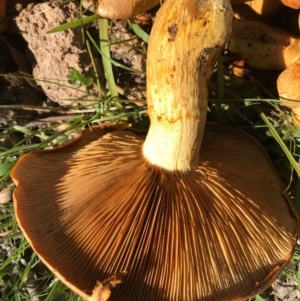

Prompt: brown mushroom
[95,0,161,19]
[228,18,300,69]
[233,0,282,22]
[280,0,300,9]
[12,0,298,301]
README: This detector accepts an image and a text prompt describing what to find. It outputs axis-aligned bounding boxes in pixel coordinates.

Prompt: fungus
[280,0,300,9]
[95,0,161,19]
[12,0,298,301]
[228,18,300,69]
[277,58,300,126]
[233,0,282,22]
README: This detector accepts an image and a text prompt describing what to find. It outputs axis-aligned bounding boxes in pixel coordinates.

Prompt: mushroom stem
[143,0,233,171]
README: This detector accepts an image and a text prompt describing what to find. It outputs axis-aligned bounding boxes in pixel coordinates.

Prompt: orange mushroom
[280,0,300,9]
[277,58,300,126]
[233,0,282,22]
[95,0,161,19]
[228,18,300,70]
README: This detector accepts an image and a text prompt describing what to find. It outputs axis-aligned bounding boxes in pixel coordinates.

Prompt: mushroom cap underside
[12,124,298,301]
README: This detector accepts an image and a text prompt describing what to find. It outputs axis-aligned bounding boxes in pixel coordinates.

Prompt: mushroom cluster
[228,18,300,70]
[12,0,298,301]
[229,0,300,126]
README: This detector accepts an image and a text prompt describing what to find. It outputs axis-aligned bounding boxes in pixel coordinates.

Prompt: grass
[1,3,300,301]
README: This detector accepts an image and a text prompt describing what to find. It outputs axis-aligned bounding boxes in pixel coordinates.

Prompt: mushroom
[12,0,298,301]
[277,58,300,126]
[280,0,300,9]
[95,0,161,19]
[228,15,300,126]
[228,18,300,69]
[233,0,282,22]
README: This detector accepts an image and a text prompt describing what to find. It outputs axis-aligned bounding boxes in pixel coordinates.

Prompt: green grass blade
[128,18,150,43]
[216,56,225,120]
[88,32,144,74]
[0,240,29,271]
[260,111,300,176]
[296,157,300,218]
[0,161,16,177]
[99,18,118,98]
[20,253,39,285]
[297,261,300,290]
[85,38,105,95]
[47,14,100,34]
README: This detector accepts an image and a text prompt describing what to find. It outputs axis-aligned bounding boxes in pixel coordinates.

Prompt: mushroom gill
[12,0,298,301]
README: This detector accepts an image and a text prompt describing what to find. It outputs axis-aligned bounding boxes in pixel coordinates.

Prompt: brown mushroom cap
[12,0,298,300]
[95,0,161,19]
[228,18,300,70]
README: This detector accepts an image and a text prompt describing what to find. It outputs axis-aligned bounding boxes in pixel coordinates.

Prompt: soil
[15,1,102,105]
[0,1,299,300]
